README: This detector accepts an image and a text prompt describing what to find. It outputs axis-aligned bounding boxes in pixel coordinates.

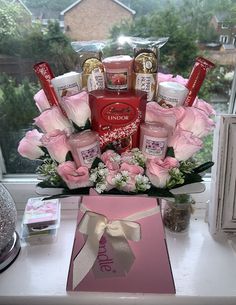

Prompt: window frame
[219,35,229,44]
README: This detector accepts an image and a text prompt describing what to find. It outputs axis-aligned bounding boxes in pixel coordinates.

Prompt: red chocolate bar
[89,89,147,153]
[184,57,215,106]
[33,62,60,107]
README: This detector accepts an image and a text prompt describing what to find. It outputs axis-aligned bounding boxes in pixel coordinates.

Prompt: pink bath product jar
[102,55,133,91]
[68,130,101,168]
[139,122,169,160]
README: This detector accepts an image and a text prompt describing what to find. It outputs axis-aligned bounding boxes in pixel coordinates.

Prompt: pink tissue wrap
[66,195,175,294]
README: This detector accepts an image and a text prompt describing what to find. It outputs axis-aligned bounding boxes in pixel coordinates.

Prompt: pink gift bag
[66,195,175,294]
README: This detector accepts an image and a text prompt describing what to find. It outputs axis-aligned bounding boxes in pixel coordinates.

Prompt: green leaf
[103,188,137,196]
[37,181,63,188]
[166,147,175,158]
[42,194,71,200]
[184,172,203,185]
[65,151,74,162]
[148,185,175,198]
[170,172,203,190]
[91,157,104,169]
[62,187,91,195]
[193,161,214,174]
[40,146,49,156]
[72,119,91,132]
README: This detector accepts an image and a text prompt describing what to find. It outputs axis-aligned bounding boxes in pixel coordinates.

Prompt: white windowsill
[0,194,236,305]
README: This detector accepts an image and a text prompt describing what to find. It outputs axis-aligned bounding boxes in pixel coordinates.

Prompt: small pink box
[66,195,175,294]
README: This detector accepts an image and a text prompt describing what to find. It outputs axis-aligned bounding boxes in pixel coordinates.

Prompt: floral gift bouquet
[17,39,215,199]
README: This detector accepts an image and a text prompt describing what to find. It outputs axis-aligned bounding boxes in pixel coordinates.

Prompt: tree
[0,1,25,39]
[110,5,198,75]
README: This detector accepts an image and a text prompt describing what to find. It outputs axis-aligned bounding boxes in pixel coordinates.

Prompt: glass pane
[0,0,235,174]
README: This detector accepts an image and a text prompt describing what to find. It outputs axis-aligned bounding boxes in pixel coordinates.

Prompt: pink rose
[60,91,91,127]
[177,106,215,138]
[157,73,188,86]
[145,102,177,131]
[57,161,92,189]
[34,89,51,112]
[41,130,70,163]
[101,150,120,171]
[120,162,144,176]
[18,129,44,160]
[193,97,216,116]
[146,157,179,188]
[122,176,136,192]
[34,106,72,133]
[168,127,203,161]
[157,73,174,83]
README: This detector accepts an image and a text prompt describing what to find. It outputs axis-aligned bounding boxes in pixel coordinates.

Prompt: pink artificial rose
[60,91,91,127]
[41,129,70,163]
[101,150,120,171]
[177,106,215,138]
[120,151,133,164]
[105,172,118,190]
[34,106,72,133]
[34,89,51,112]
[193,97,216,116]
[57,161,92,189]
[168,127,203,161]
[157,73,174,83]
[18,129,44,160]
[145,102,177,131]
[120,162,144,176]
[157,73,188,86]
[146,157,179,188]
[122,176,136,193]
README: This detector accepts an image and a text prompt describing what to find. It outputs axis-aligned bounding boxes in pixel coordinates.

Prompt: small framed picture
[208,114,236,237]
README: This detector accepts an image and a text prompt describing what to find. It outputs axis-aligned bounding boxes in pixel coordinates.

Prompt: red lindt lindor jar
[89,89,147,153]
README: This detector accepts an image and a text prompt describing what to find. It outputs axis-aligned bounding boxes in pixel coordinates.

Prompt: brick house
[12,0,32,26]
[60,0,135,41]
[210,13,236,47]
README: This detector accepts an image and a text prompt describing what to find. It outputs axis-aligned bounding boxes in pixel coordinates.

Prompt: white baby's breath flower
[89,172,97,182]
[98,168,106,176]
[135,174,151,192]
[98,162,106,169]
[121,170,129,178]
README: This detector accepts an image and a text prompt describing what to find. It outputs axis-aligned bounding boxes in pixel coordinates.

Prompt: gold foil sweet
[83,58,104,74]
[133,50,157,101]
[134,51,157,73]
[82,58,105,91]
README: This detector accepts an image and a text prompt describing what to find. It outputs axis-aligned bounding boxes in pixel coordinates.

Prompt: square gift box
[66,195,175,294]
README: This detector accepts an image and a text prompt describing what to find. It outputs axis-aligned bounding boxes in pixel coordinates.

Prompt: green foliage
[24,0,75,11]
[194,133,214,166]
[36,158,65,187]
[110,5,198,74]
[0,1,30,38]
[19,21,78,75]
[0,74,39,131]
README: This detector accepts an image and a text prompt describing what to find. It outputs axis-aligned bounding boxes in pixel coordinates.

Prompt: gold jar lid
[134,52,157,73]
[82,58,104,74]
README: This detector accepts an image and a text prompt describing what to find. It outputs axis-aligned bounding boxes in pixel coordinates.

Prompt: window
[219,35,229,44]
[0,0,235,203]
[233,37,236,46]
[221,22,229,29]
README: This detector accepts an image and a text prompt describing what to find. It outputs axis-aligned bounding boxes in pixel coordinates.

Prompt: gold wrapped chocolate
[82,58,104,74]
[134,52,157,73]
